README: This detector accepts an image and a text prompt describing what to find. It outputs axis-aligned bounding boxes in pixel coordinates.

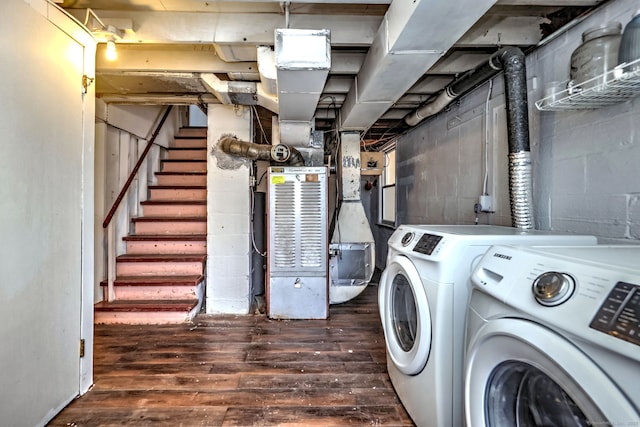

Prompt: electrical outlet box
[479,195,493,213]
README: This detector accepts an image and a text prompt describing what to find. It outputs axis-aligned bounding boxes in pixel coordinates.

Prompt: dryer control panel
[590,281,640,347]
[413,233,443,255]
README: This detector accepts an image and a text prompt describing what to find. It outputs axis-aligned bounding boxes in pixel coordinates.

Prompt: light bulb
[105,40,117,61]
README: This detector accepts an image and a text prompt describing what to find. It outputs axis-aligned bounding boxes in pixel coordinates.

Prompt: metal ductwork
[405,47,533,230]
[200,72,278,114]
[274,29,331,146]
[338,0,497,132]
[329,132,375,304]
[218,135,305,166]
[203,30,330,148]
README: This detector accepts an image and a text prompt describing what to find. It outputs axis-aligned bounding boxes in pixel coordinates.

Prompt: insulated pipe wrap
[448,58,501,97]
[218,135,306,166]
[500,48,533,229]
[500,48,531,154]
[219,135,272,162]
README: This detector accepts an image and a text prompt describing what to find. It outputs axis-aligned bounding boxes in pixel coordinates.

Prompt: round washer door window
[380,256,432,375]
[486,361,589,426]
[465,318,638,426]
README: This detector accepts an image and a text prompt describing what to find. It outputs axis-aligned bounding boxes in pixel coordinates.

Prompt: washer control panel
[413,233,443,255]
[590,281,640,347]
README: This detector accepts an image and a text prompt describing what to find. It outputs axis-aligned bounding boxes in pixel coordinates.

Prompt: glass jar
[569,22,622,89]
[618,9,640,73]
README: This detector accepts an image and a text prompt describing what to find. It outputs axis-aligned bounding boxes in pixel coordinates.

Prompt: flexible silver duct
[509,151,534,229]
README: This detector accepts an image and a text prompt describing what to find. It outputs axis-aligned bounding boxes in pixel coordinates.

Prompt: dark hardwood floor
[48,283,414,426]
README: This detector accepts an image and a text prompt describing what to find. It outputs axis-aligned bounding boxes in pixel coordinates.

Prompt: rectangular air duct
[275,28,330,145]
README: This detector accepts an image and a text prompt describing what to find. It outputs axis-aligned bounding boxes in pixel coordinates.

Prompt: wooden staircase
[95,127,208,324]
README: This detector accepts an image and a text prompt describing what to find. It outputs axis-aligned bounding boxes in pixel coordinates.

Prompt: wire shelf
[535,58,640,111]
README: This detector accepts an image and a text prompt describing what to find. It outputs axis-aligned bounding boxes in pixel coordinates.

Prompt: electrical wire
[249,179,267,258]
[256,170,268,187]
[483,79,493,196]
[251,105,270,144]
[83,8,106,28]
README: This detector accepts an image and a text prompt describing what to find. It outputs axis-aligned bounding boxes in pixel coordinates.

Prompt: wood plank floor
[48,283,414,426]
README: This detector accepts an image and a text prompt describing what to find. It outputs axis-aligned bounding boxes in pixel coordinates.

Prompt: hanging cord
[332,135,342,246]
[280,2,291,28]
[483,79,493,196]
[249,166,267,257]
[251,105,270,144]
[83,8,106,28]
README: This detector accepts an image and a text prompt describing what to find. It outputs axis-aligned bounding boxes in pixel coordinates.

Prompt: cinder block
[552,157,585,195]
[209,234,250,256]
[209,255,250,278]
[586,148,640,195]
[208,213,250,235]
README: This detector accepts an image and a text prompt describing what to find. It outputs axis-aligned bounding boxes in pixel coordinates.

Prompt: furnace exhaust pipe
[218,135,305,166]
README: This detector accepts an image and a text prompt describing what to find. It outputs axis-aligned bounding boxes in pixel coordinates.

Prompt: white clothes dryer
[378,225,596,427]
[466,244,640,427]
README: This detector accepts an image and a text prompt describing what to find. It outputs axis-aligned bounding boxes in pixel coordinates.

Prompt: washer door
[379,255,432,375]
[465,318,638,426]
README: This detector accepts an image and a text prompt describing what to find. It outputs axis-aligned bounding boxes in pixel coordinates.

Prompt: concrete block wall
[529,0,640,242]
[206,105,252,314]
[397,77,512,228]
[393,0,640,244]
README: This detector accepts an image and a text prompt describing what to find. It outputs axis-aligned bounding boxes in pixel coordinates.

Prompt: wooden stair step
[132,217,206,235]
[141,200,206,206]
[175,135,206,139]
[115,253,205,278]
[166,147,207,160]
[161,159,206,164]
[95,299,199,312]
[99,275,205,301]
[172,139,207,149]
[176,128,207,137]
[149,185,207,190]
[100,275,204,287]
[140,200,207,218]
[123,234,206,242]
[116,253,207,262]
[132,216,206,223]
[154,172,206,177]
[154,174,207,186]
[149,185,206,201]
[169,146,207,150]
[94,299,201,324]
[160,159,207,172]
[123,234,206,255]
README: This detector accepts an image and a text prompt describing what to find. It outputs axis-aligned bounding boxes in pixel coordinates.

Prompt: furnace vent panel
[267,166,328,319]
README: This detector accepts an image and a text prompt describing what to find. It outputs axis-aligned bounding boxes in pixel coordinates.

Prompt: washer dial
[532,272,575,306]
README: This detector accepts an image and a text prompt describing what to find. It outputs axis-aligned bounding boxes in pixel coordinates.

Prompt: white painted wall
[206,105,252,314]
[390,0,640,246]
[189,105,208,127]
[0,1,95,425]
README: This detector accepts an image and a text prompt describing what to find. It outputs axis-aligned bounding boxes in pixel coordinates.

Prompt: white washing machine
[466,244,640,426]
[378,225,597,427]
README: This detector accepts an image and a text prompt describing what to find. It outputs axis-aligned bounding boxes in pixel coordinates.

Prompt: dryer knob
[532,272,575,306]
[401,232,414,246]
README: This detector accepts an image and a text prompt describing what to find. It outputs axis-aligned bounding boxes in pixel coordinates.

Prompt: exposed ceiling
[59,0,607,146]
